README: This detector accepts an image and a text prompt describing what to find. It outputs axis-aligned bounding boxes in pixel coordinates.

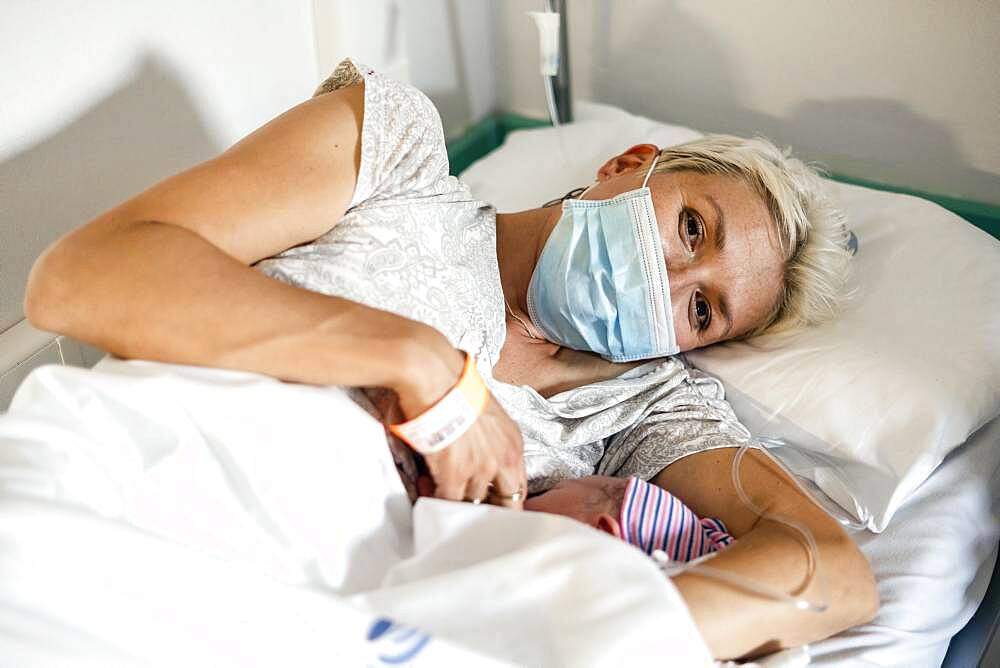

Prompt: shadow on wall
[587,1,1000,205]
[434,0,474,134]
[778,98,1000,203]
[0,54,221,332]
[402,0,496,139]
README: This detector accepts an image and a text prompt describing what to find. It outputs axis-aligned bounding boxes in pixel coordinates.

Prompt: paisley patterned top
[255,60,752,492]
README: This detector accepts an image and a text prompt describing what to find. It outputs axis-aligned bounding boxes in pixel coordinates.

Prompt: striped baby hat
[619,476,734,561]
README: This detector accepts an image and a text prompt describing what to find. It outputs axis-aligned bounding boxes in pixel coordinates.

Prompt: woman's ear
[595,144,660,182]
[594,513,621,538]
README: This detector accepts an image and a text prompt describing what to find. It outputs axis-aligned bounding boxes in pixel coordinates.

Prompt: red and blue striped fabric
[619,477,734,561]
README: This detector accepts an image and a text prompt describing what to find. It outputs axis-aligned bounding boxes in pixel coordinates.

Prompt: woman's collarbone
[495,327,641,397]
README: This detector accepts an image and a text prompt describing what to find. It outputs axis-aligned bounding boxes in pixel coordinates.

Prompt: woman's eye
[683,210,703,249]
[695,294,711,329]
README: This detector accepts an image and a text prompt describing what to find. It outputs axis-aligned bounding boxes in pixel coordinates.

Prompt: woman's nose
[667,268,691,309]
[667,262,698,293]
[667,261,712,303]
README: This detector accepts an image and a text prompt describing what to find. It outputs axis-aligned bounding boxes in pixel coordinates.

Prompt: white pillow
[462,109,1000,532]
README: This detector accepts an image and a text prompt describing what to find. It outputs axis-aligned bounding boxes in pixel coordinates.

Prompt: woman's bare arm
[24,80,527,510]
[653,448,878,660]
[23,83,457,410]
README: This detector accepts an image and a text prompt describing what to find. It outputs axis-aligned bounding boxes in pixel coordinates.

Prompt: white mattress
[808,416,1000,666]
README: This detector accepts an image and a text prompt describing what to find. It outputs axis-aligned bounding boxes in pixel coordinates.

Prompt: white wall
[310,0,498,138]
[396,0,499,140]
[0,1,318,333]
[485,0,1000,206]
[312,0,411,84]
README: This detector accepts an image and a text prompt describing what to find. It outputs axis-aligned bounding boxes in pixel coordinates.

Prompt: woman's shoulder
[313,59,440,126]
[312,58,367,96]
[314,59,454,206]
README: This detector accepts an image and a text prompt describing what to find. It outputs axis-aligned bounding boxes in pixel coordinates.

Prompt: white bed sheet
[808,416,1000,667]
[0,359,714,667]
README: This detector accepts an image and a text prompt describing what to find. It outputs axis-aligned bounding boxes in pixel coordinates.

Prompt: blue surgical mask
[526,156,679,362]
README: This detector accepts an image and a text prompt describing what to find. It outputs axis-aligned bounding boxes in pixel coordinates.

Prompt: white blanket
[0,359,713,666]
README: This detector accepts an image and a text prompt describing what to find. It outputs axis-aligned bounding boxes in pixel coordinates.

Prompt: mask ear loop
[641,153,660,189]
[549,152,661,206]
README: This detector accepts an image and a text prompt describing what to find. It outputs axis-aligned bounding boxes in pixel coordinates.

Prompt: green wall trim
[446,115,550,175]
[446,113,1000,241]
[825,172,1000,240]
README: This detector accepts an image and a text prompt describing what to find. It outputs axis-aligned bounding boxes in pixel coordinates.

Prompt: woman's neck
[494,206,647,394]
[495,207,559,322]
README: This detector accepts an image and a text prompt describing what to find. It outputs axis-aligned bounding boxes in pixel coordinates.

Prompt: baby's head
[525,475,733,561]
[525,475,628,536]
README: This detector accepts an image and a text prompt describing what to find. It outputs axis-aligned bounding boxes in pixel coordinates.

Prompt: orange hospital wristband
[389,353,489,454]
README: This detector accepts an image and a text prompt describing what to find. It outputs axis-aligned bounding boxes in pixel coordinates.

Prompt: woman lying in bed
[24,59,876,660]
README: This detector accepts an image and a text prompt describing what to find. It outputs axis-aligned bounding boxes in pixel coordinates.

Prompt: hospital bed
[3,113,997,668]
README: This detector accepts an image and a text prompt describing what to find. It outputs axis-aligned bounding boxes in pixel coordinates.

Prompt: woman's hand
[422,394,527,509]
[392,325,526,510]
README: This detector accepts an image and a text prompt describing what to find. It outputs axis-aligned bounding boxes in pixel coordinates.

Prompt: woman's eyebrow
[706,194,726,252]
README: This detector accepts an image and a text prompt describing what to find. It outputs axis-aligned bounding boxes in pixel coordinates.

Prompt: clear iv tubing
[543,75,561,127]
[654,441,831,614]
[755,437,869,533]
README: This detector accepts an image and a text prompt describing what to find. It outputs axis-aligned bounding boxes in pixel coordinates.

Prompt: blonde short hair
[651,135,852,337]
